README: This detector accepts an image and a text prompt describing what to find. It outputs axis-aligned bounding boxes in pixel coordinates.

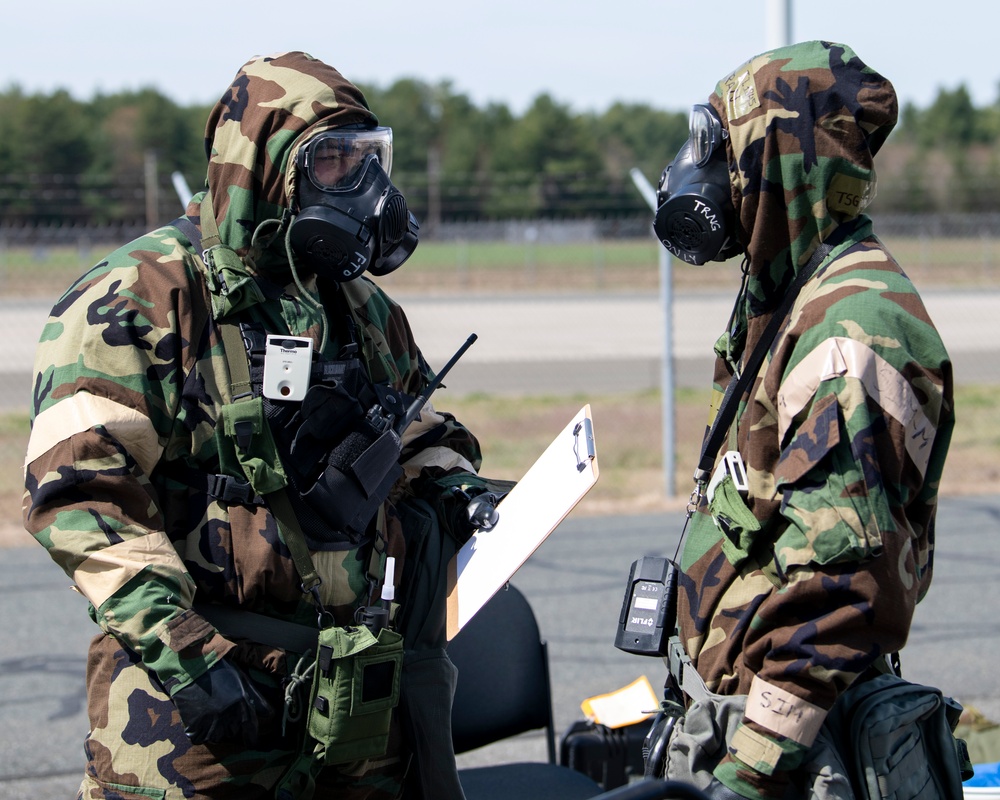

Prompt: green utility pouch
[307,625,404,765]
[826,673,973,800]
[708,473,761,569]
[219,396,289,495]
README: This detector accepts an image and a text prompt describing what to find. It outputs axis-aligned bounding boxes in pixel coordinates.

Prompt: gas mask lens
[305,127,394,191]
[689,104,727,168]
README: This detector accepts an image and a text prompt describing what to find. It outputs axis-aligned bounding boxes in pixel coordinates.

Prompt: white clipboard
[445,404,599,640]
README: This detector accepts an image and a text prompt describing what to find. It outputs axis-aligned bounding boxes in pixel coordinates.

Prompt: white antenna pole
[171,171,193,209]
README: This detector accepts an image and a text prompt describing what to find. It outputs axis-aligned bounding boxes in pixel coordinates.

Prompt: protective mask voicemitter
[653,105,740,265]
[290,127,419,281]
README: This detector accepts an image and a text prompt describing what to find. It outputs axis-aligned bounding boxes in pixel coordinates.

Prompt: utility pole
[426,89,445,239]
[427,143,442,239]
[630,168,676,498]
[766,0,793,49]
[144,149,160,229]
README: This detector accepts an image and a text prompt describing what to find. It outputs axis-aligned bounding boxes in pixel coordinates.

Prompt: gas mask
[653,104,740,265]
[289,127,419,281]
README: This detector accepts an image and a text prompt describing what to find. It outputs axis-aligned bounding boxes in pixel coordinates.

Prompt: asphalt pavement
[2,494,999,798]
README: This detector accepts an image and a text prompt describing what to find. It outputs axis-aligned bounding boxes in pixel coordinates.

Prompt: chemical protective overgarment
[22,51,501,800]
[672,41,955,800]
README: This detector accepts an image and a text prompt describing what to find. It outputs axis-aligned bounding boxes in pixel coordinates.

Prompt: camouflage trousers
[76,634,409,800]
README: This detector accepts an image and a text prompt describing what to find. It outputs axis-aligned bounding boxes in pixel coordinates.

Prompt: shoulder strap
[694,238,841,484]
[169,190,220,257]
[196,189,223,251]
[171,215,203,254]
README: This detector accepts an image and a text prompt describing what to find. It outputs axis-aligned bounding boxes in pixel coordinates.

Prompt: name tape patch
[744,676,827,746]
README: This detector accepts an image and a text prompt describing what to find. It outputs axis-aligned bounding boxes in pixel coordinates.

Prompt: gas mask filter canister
[653,105,739,265]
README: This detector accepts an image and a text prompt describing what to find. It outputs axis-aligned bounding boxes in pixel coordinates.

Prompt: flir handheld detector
[614,556,678,657]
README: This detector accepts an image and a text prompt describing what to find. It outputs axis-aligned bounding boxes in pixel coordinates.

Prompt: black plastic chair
[448,584,605,799]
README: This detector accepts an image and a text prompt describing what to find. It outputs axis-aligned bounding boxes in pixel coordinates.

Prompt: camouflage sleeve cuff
[713,719,811,800]
[97,579,235,696]
[151,609,236,695]
[713,751,791,800]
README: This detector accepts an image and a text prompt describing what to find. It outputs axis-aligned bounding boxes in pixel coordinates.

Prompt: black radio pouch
[296,420,403,538]
[283,376,406,540]
[235,323,412,546]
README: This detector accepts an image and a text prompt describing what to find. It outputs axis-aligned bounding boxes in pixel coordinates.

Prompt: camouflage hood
[200,51,377,273]
[709,40,897,318]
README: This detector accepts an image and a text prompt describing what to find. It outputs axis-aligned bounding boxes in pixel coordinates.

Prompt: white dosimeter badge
[614,556,678,657]
[263,335,313,402]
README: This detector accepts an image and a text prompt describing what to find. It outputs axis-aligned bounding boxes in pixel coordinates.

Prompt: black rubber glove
[171,657,272,746]
[704,778,751,800]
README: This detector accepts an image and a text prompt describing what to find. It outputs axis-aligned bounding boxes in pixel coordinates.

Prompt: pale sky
[6,1,997,114]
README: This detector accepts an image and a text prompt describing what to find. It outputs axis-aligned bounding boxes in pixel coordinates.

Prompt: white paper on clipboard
[445,404,599,640]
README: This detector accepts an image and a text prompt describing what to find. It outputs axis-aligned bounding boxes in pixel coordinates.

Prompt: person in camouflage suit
[651,41,955,799]
[22,51,509,800]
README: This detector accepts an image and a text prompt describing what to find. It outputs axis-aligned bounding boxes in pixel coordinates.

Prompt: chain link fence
[2,217,998,534]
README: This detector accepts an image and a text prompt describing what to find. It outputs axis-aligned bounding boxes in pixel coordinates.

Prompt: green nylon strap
[219,324,253,400]
[267,489,323,594]
[199,189,223,251]
[217,319,323,596]
[198,190,269,320]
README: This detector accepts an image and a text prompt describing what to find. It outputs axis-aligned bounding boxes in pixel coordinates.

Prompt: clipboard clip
[573,417,596,472]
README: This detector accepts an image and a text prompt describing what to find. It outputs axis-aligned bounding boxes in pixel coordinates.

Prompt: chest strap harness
[174,201,381,616]
[218,320,345,614]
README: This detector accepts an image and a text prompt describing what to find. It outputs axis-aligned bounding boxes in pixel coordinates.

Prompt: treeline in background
[2,77,1000,235]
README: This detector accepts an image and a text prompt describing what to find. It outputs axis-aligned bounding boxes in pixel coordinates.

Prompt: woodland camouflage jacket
[22,52,496,699]
[676,41,955,799]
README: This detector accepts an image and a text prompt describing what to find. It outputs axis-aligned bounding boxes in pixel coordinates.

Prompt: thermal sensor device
[263,335,313,402]
[614,556,678,657]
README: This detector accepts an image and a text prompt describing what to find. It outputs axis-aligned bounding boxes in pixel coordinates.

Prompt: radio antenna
[396,333,477,434]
